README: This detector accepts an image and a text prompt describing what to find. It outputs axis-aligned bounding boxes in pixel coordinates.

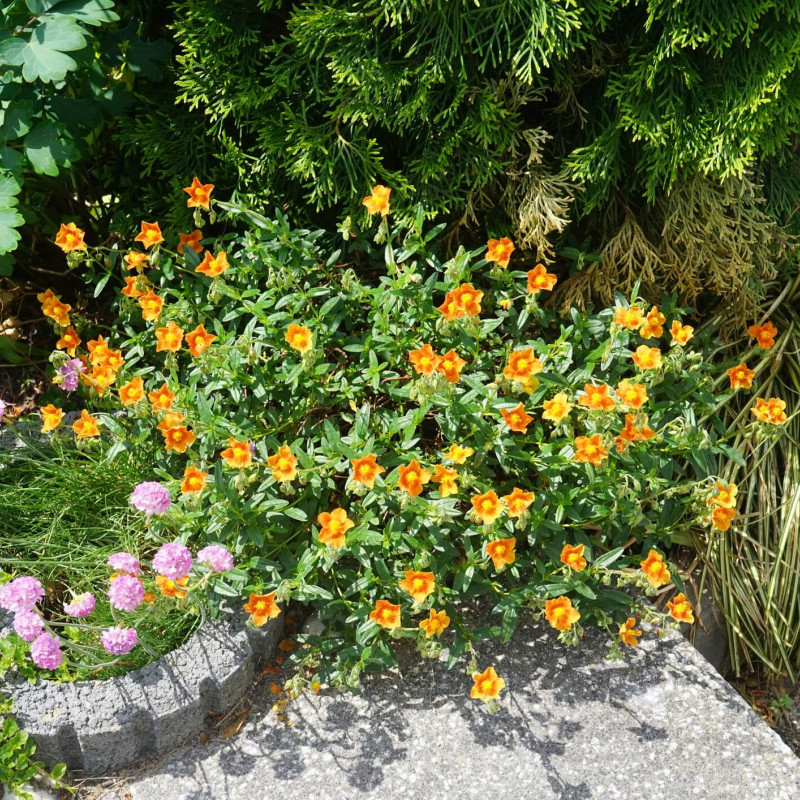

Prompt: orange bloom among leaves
[178,230,204,255]
[545,596,581,631]
[485,537,516,570]
[727,362,755,390]
[221,437,253,469]
[56,326,81,357]
[578,383,615,411]
[317,508,354,548]
[437,349,467,383]
[614,413,656,452]
[711,507,736,531]
[631,345,662,370]
[119,377,145,406]
[666,593,694,624]
[285,323,312,353]
[157,412,185,432]
[640,550,671,588]
[437,283,484,321]
[122,276,145,298]
[748,321,777,349]
[503,487,534,518]
[54,222,87,253]
[443,443,474,463]
[639,306,666,339]
[37,289,71,327]
[708,481,738,509]
[503,348,543,383]
[369,599,401,629]
[185,324,217,357]
[419,609,450,638]
[350,453,385,489]
[485,237,515,268]
[124,251,148,271]
[72,409,100,439]
[134,221,164,250]
[542,392,573,423]
[183,177,214,210]
[501,402,533,433]
[619,617,642,647]
[431,465,459,497]
[243,592,281,626]
[156,574,189,600]
[138,290,164,321]
[196,250,229,279]
[267,444,298,482]
[613,305,644,330]
[181,466,208,494]
[473,491,504,526]
[84,365,117,396]
[670,320,694,346]
[470,666,505,701]
[526,264,558,293]
[573,434,608,466]
[751,397,788,425]
[148,383,176,411]
[161,425,196,453]
[398,570,436,603]
[409,343,440,376]
[155,321,184,353]
[397,459,432,497]
[40,404,63,433]
[362,184,391,216]
[616,380,648,409]
[560,544,587,572]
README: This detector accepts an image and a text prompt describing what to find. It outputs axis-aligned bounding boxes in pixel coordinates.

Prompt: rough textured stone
[118,618,800,800]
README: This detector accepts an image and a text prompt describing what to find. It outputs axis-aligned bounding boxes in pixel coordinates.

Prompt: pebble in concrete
[117,618,800,800]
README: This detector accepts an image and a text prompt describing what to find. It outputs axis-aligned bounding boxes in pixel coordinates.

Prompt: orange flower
[615,380,648,409]
[72,409,100,439]
[134,221,164,249]
[727,362,755,390]
[573,434,608,466]
[119,376,145,406]
[544,596,581,631]
[124,251,148,271]
[138,290,164,321]
[485,537,516,570]
[185,324,217,357]
[670,320,694,346]
[470,666,505,701]
[317,508,354,548]
[221,437,253,469]
[40,404,63,433]
[748,321,777,349]
[155,574,189,600]
[362,184,391,216]
[86,334,108,363]
[431,465,459,497]
[472,490,504,526]
[350,453,385,489]
[578,383,615,411]
[503,348,543,383]
[708,481,737,509]
[526,264,558,294]
[560,544,587,572]
[613,305,643,330]
[162,425,196,453]
[751,396,787,424]
[369,599,401,629]
[285,323,312,353]
[485,237,515,268]
[618,617,642,647]
[243,592,281,626]
[122,276,145,298]
[181,466,208,494]
[54,222,87,253]
[503,487,534,518]
[631,345,662,370]
[148,383,176,411]
[542,392,573,423]
[157,412,185,432]
[442,443,474,464]
[614,413,656,452]
[397,459,432,497]
[84,365,117,396]
[398,570,435,603]
[436,283,483,320]
[183,177,214,210]
[639,306,666,339]
[196,250,229,278]
[711,507,736,531]
[409,344,440,376]
[419,609,450,638]
[437,349,467,383]
[666,593,694,624]
[155,321,184,353]
[640,550,670,588]
[178,230,204,255]
[37,289,71,327]
[56,325,81,356]
[267,444,297,482]
[501,403,533,433]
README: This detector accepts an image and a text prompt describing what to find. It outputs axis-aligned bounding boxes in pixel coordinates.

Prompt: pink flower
[130,481,171,516]
[63,592,96,618]
[107,552,141,576]
[101,627,138,655]
[0,399,6,420]
[0,576,45,613]
[107,575,145,612]
[13,610,44,642]
[196,545,234,573]
[152,542,193,580]
[30,632,63,671]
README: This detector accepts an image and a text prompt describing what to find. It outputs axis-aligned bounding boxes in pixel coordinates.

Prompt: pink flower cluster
[197,545,235,573]
[1,577,63,670]
[130,481,171,516]
[108,574,145,612]
[152,542,193,580]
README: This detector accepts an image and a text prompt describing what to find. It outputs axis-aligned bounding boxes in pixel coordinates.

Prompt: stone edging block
[1,611,283,775]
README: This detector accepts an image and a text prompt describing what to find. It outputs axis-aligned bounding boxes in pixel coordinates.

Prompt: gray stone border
[1,610,283,775]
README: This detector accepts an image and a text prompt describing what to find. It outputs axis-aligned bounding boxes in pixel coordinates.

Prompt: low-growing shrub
[1,184,788,703]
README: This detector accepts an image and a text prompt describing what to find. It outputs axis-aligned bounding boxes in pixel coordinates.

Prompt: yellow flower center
[412,578,424,590]
[481,500,494,512]
[420,356,432,368]
[256,601,267,611]
[381,609,393,620]
[406,470,419,483]
[278,457,290,470]
[443,360,454,371]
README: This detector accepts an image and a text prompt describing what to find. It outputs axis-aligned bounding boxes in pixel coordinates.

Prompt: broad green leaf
[47,0,119,25]
[0,173,22,207]
[0,18,86,83]
[24,121,78,175]
[0,208,24,253]
[0,100,33,139]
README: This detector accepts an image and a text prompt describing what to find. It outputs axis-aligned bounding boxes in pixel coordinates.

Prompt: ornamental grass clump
[6,181,789,702]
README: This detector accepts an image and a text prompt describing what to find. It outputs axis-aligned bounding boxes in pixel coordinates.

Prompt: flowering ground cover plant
[3,182,789,703]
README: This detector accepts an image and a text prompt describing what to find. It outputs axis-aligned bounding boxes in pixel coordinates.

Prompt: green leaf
[24,121,78,175]
[46,0,119,25]
[0,100,33,139]
[0,18,87,83]
[0,209,24,254]
[593,546,626,569]
[0,173,22,208]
